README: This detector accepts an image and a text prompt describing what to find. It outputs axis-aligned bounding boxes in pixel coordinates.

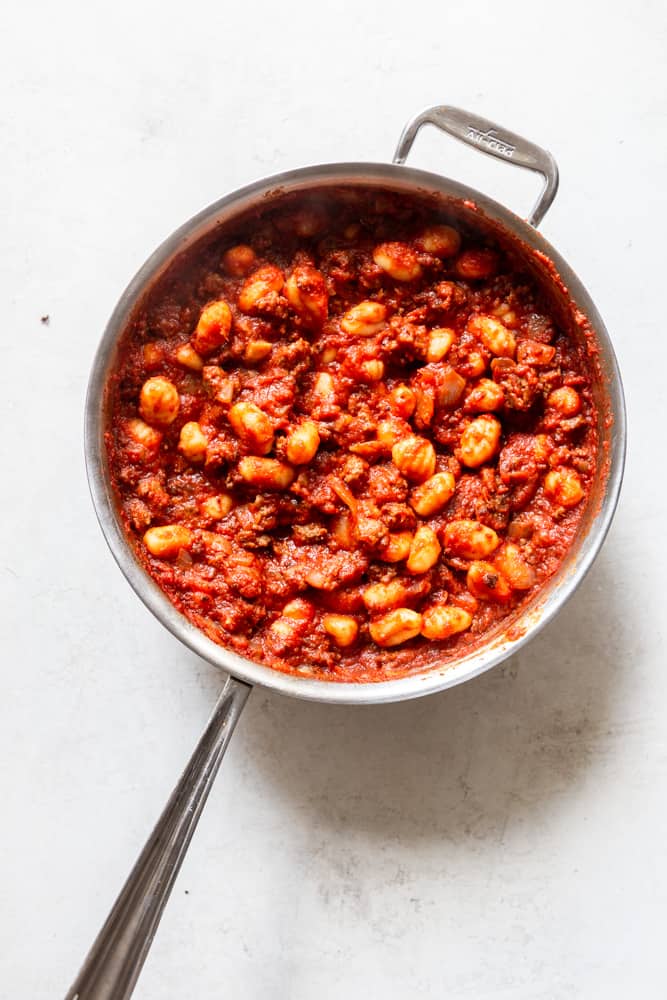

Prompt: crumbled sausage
[492,360,539,412]
[368,463,409,505]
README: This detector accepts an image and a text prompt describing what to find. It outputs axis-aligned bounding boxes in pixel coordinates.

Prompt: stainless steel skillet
[68,105,626,999]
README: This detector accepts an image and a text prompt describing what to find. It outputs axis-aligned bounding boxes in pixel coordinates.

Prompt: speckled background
[1,1,663,996]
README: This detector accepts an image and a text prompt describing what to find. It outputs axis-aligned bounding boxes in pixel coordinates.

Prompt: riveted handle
[393,105,559,227]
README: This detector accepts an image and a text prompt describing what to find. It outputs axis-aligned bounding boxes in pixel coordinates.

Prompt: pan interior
[86,165,625,704]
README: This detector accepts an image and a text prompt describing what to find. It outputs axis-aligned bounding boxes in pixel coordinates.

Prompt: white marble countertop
[2,1,664,996]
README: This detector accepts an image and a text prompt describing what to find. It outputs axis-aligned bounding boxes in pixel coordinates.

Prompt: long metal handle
[393,105,559,227]
[65,674,251,1000]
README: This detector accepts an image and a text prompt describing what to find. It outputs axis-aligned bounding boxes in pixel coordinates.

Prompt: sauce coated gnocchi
[108,187,598,681]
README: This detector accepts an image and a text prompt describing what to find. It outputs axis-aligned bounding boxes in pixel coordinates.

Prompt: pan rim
[84,161,626,705]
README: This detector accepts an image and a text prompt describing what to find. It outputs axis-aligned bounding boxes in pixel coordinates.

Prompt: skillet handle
[393,105,559,227]
[64,674,251,1000]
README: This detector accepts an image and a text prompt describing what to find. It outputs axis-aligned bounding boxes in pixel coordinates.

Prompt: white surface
[1,1,665,997]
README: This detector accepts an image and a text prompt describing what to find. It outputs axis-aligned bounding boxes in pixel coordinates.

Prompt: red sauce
[106,187,599,681]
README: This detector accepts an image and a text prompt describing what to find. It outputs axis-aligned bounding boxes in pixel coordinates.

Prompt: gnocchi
[406,525,441,574]
[369,608,423,647]
[468,315,516,358]
[178,421,209,463]
[410,472,456,517]
[341,300,387,337]
[543,467,585,508]
[228,401,274,455]
[392,435,437,482]
[284,264,328,326]
[286,421,320,465]
[458,415,502,468]
[139,377,180,427]
[323,614,359,648]
[238,456,294,490]
[191,300,232,355]
[238,265,284,313]
[415,225,461,258]
[466,561,512,602]
[222,244,256,277]
[373,242,422,282]
[143,525,192,558]
[421,604,472,640]
[444,520,500,560]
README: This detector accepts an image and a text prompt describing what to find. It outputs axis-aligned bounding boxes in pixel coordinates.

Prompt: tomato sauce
[106,187,599,681]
